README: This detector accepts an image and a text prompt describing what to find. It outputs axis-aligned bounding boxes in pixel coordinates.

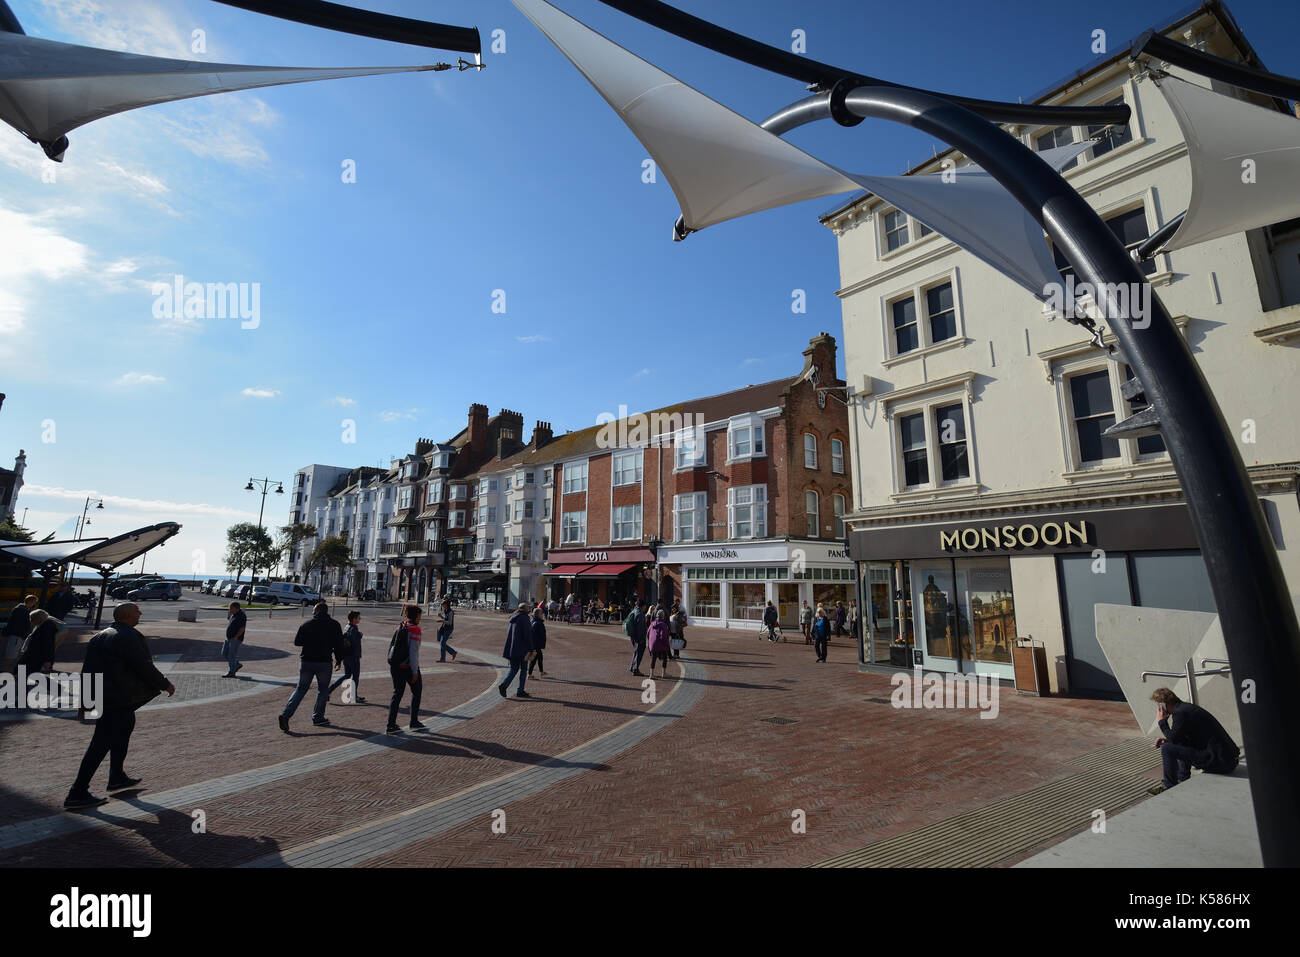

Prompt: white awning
[1157,75,1300,251]
[0,31,434,149]
[511,0,1084,298]
[0,523,181,570]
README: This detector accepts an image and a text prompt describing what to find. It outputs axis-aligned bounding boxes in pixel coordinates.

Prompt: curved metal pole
[0,1,21,34]
[1131,29,1300,103]
[212,0,481,55]
[827,83,1299,866]
[596,0,1129,127]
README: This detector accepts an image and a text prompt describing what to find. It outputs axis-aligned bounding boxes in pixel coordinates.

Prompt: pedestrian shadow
[427,732,611,772]
[671,675,786,692]
[672,656,773,667]
[59,796,284,867]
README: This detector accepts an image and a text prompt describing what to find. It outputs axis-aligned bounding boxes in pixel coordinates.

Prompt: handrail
[1141,656,1232,706]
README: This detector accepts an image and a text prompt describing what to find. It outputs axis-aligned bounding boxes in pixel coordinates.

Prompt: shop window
[804,433,818,469]
[690,581,720,618]
[613,450,643,486]
[728,485,768,539]
[833,493,846,539]
[613,504,641,541]
[805,490,820,538]
[831,438,845,474]
[674,491,707,542]
[730,582,766,621]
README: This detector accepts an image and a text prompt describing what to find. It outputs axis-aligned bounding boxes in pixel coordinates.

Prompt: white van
[265,582,322,605]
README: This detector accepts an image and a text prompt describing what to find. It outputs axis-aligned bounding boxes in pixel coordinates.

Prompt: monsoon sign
[940,520,1091,552]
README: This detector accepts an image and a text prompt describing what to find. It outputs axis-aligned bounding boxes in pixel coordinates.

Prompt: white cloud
[35,0,198,59]
[633,368,651,378]
[23,484,259,519]
[331,396,357,407]
[117,372,166,386]
[379,409,419,422]
[241,387,280,399]
[742,357,763,366]
[516,335,551,343]
[0,205,93,352]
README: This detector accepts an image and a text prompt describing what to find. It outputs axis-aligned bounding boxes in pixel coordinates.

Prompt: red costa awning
[577,563,639,578]
[544,564,592,577]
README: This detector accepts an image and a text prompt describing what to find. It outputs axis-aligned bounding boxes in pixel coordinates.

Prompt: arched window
[831,438,845,474]
[804,432,818,469]
[833,493,846,539]
[805,490,820,538]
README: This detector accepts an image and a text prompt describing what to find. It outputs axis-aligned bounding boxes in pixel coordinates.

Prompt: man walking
[1150,687,1241,794]
[222,601,246,677]
[64,603,174,809]
[278,601,346,732]
[799,600,813,645]
[499,603,534,699]
[762,601,780,642]
[386,605,423,733]
[624,600,648,677]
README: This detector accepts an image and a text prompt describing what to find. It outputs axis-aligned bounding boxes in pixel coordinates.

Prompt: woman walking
[329,610,364,703]
[800,601,813,645]
[668,603,687,660]
[647,609,672,678]
[813,606,832,663]
[437,599,458,662]
[386,604,424,733]
[527,605,548,678]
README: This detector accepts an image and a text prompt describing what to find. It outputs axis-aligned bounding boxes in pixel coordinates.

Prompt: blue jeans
[329,655,361,697]
[499,656,528,694]
[282,660,332,722]
[223,637,242,673]
[438,626,456,662]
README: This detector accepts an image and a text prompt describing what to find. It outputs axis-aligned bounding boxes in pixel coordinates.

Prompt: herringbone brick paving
[0,607,1145,866]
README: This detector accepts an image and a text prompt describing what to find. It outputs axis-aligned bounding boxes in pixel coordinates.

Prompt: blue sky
[2,0,1297,575]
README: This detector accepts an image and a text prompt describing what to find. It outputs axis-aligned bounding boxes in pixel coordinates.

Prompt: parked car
[110,575,161,598]
[221,583,241,598]
[264,582,322,605]
[127,581,182,601]
[234,584,253,601]
[201,578,219,594]
[250,585,272,603]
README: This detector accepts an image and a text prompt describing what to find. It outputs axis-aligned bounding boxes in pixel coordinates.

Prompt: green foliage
[225,522,278,580]
[0,515,35,543]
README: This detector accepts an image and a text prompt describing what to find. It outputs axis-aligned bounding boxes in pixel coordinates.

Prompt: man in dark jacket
[222,601,246,677]
[762,601,779,642]
[527,605,548,679]
[278,601,346,731]
[64,603,174,809]
[625,600,648,676]
[1150,687,1241,793]
[4,594,37,671]
[498,603,534,699]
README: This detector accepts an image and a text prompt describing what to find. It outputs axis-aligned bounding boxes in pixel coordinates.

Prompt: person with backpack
[386,604,425,733]
[624,600,648,676]
[436,599,458,662]
[646,609,672,678]
[278,601,347,732]
[813,606,832,662]
[499,603,534,699]
[527,605,548,678]
[329,610,365,703]
[762,601,780,643]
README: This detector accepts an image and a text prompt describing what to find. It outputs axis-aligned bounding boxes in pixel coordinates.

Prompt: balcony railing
[380,539,445,557]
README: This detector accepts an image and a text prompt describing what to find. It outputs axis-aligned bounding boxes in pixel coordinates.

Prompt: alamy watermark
[152,273,260,329]
[0,668,103,713]
[890,666,1000,719]
[1042,275,1151,330]
[595,405,706,450]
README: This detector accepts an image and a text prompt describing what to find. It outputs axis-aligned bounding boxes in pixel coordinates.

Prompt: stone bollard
[178,608,197,623]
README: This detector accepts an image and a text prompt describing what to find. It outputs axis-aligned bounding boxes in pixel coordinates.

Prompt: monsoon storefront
[658,540,857,630]
[849,500,1221,693]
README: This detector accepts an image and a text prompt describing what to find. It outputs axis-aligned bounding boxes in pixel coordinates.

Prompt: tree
[278,521,317,568]
[225,522,278,582]
[0,515,35,542]
[304,535,351,589]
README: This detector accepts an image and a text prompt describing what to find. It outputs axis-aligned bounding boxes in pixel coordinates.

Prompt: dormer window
[727,414,766,463]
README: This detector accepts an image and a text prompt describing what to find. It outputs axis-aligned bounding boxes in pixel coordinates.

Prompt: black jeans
[528,649,544,675]
[1161,742,1239,788]
[388,666,422,727]
[72,707,136,792]
[814,634,829,661]
[329,655,361,696]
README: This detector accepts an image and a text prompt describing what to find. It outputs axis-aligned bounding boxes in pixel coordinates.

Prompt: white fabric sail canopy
[512,0,1086,298]
[0,31,434,151]
[1158,74,1300,251]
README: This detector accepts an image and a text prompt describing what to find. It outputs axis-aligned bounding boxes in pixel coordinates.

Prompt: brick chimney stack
[801,332,838,386]
[414,437,433,456]
[532,421,553,449]
[497,409,525,459]
[468,403,489,455]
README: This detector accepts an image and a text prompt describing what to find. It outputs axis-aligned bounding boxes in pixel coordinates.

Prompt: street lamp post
[75,497,103,541]
[245,477,284,589]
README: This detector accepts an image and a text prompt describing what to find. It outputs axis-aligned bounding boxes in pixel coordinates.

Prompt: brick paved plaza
[0,602,1158,868]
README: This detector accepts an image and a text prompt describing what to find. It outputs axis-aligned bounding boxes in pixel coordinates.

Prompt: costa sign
[940,520,1091,552]
[584,551,610,562]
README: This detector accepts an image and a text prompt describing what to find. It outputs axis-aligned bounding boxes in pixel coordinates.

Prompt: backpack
[624,610,639,639]
[387,623,410,666]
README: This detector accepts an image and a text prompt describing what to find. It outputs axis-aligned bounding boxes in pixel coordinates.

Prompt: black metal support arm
[1131,29,1300,102]
[0,0,22,34]
[596,0,1129,127]
[212,0,481,55]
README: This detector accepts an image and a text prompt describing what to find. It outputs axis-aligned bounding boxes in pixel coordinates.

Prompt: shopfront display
[544,546,657,606]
